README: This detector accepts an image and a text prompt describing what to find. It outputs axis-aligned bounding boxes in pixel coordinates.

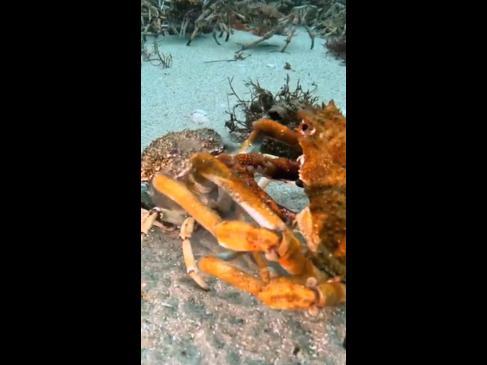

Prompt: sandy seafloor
[141,28,345,150]
[141,28,346,365]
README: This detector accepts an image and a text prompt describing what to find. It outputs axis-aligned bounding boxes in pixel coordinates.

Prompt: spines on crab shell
[141,128,224,182]
[296,101,346,187]
[305,186,346,276]
[295,101,346,277]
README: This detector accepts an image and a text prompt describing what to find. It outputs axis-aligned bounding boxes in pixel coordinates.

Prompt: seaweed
[142,40,173,69]
[225,75,320,158]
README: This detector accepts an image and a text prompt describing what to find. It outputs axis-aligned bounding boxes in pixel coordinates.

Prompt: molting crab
[149,101,346,314]
[141,128,228,288]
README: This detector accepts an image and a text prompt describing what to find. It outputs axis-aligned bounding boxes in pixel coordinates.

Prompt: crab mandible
[152,101,346,313]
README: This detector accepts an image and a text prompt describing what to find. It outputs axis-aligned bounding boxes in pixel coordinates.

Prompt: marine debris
[225,75,320,158]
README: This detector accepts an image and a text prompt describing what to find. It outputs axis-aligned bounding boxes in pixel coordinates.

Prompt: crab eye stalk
[299,121,316,135]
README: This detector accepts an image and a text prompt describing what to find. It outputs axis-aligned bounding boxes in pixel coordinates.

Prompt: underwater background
[141,1,346,364]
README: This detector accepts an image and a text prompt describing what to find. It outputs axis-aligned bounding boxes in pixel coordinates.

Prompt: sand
[142,229,346,365]
[141,27,346,365]
[141,28,346,150]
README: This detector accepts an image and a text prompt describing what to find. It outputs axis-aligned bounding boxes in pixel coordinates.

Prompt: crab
[314,0,346,38]
[185,0,246,46]
[239,4,318,53]
[141,0,170,36]
[151,101,346,314]
[141,128,226,287]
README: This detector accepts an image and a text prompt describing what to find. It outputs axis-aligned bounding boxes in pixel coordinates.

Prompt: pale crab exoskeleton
[185,0,245,46]
[239,4,318,53]
[152,101,346,314]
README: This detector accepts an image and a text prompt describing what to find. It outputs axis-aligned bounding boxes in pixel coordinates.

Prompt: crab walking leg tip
[180,217,209,290]
[141,208,161,235]
[188,270,209,291]
[307,306,320,317]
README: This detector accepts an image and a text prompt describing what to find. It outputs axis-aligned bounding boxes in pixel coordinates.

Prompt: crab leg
[303,25,315,50]
[187,25,200,46]
[141,207,161,238]
[189,152,286,231]
[216,153,299,223]
[141,208,178,233]
[152,174,222,236]
[217,153,300,181]
[281,27,296,53]
[152,158,343,311]
[180,217,209,290]
[239,119,300,153]
[152,154,318,277]
[179,17,189,38]
[212,27,222,45]
[199,256,264,297]
[239,21,288,52]
[251,252,270,283]
[221,22,231,42]
[199,256,345,312]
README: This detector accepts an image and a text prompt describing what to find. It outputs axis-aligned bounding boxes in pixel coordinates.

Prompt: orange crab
[152,101,346,314]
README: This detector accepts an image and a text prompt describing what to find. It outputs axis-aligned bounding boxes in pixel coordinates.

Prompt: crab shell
[141,128,225,224]
[294,101,346,277]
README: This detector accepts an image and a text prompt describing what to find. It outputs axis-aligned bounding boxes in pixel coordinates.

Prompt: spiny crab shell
[141,128,225,182]
[295,101,346,278]
[141,128,225,225]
